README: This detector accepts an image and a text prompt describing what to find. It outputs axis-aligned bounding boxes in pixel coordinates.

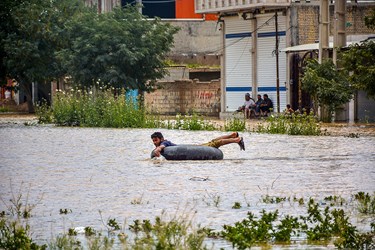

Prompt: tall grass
[48,88,145,128]
[37,88,322,136]
[37,88,218,131]
[256,113,321,136]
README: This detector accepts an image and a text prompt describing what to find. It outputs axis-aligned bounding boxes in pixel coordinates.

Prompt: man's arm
[153,145,166,157]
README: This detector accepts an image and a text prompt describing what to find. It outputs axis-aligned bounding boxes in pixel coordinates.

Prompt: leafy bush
[256,113,321,135]
[224,117,246,132]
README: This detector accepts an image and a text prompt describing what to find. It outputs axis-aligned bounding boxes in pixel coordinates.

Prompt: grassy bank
[36,88,322,136]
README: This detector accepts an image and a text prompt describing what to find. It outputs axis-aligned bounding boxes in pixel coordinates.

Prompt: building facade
[195,0,375,121]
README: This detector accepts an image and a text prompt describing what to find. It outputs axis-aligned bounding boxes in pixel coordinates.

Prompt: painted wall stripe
[225,31,286,39]
[226,87,286,92]
[226,87,252,92]
[225,32,252,39]
[258,31,286,38]
[258,87,287,92]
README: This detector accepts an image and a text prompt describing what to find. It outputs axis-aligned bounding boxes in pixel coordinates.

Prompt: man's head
[245,93,250,100]
[257,94,261,99]
[151,132,164,147]
[263,94,268,99]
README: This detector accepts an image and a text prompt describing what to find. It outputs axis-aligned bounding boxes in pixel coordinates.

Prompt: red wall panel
[175,0,217,20]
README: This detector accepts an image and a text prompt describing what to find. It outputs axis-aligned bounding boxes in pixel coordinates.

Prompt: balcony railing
[195,0,374,14]
[195,0,291,14]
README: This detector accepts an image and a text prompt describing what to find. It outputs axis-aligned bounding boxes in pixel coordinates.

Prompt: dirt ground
[1,113,375,137]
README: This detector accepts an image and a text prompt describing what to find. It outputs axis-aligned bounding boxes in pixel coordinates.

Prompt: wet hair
[151,132,164,139]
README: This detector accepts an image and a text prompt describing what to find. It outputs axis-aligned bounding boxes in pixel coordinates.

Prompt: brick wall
[296,5,375,45]
[144,79,221,116]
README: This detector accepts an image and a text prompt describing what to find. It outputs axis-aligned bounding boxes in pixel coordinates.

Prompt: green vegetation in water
[224,117,246,132]
[36,87,328,137]
[1,190,375,249]
[261,195,287,204]
[0,106,10,113]
[36,87,216,131]
[354,192,375,215]
[232,202,242,209]
[127,214,207,249]
[256,113,322,136]
[220,197,375,249]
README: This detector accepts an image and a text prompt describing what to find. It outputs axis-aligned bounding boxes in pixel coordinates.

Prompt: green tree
[301,59,353,122]
[341,9,375,99]
[0,0,25,85]
[57,5,179,91]
[2,0,87,112]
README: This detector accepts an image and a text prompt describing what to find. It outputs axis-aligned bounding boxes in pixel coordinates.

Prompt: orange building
[121,0,217,20]
[175,0,217,20]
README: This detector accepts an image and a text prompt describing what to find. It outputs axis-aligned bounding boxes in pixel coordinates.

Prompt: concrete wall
[144,79,221,116]
[165,20,221,66]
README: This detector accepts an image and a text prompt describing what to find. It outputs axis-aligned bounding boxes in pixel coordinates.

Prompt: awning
[281,41,358,53]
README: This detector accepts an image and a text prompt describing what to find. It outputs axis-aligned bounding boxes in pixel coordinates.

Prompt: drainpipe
[220,21,226,118]
[252,16,257,99]
[275,11,280,113]
[319,0,329,64]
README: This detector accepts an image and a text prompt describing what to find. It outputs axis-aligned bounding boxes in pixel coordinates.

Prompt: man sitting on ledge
[237,93,256,119]
[259,94,273,117]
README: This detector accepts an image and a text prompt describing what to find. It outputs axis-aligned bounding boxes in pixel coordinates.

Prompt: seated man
[259,94,273,117]
[254,94,263,117]
[237,93,256,119]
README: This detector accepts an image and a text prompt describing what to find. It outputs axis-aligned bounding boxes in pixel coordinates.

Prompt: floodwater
[0,123,374,249]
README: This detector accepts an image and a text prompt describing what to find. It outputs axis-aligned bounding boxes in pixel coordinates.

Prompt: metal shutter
[256,13,287,113]
[224,16,253,111]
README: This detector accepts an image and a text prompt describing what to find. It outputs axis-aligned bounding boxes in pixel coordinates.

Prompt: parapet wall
[144,80,221,116]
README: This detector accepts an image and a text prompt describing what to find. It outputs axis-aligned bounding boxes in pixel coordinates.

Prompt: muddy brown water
[0,122,374,249]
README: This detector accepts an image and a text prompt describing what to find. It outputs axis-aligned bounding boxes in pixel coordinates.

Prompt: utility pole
[136,0,142,14]
[319,0,329,63]
[275,12,280,113]
[333,0,346,65]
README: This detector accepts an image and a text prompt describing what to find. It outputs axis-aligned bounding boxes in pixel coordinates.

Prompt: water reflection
[0,124,374,248]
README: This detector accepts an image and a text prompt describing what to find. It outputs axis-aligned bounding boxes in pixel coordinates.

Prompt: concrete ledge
[219,112,245,120]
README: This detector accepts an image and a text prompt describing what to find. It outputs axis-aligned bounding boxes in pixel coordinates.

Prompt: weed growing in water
[130,194,144,205]
[232,202,242,209]
[261,195,287,204]
[256,113,321,136]
[128,212,208,249]
[354,192,375,214]
[171,113,217,131]
[219,197,374,249]
[202,192,221,207]
[59,208,72,215]
[0,183,46,249]
[224,117,246,132]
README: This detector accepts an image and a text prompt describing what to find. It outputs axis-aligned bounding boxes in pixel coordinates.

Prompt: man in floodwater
[151,132,245,157]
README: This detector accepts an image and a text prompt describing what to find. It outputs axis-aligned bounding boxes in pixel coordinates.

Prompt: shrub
[256,113,321,136]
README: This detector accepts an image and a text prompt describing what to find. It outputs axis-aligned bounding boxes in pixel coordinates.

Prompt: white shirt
[244,99,255,109]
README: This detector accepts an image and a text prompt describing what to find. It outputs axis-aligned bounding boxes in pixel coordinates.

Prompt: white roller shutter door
[256,13,287,113]
[224,16,253,111]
